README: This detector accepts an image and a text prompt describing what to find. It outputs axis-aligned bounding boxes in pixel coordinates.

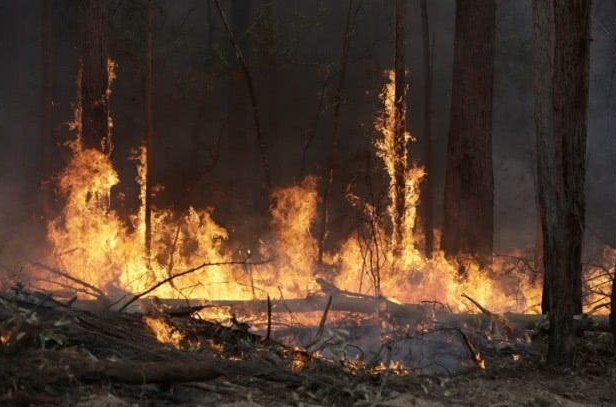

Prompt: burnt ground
[0,289,615,407]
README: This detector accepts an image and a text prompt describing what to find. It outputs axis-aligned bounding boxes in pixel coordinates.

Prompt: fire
[333,71,542,313]
[38,64,611,323]
[143,316,184,348]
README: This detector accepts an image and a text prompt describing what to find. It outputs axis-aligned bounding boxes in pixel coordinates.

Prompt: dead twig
[28,262,106,299]
[316,295,333,339]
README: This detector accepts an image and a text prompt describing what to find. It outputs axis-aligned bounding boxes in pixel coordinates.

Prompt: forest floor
[0,288,614,407]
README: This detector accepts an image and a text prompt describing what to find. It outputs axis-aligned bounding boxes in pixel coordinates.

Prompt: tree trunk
[392,0,407,255]
[263,1,279,178]
[442,0,495,264]
[533,0,590,366]
[611,258,616,347]
[316,0,359,266]
[41,0,54,220]
[226,0,251,152]
[79,0,110,153]
[144,0,154,259]
[419,0,434,258]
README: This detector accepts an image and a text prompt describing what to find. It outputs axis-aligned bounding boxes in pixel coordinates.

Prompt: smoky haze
[0,0,614,267]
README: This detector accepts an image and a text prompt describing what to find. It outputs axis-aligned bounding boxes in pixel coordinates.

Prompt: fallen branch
[118,259,271,312]
[29,262,106,299]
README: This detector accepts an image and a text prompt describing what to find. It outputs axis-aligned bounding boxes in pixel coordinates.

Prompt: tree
[144,0,154,259]
[41,0,54,219]
[442,0,495,264]
[391,0,407,255]
[533,0,591,365]
[225,0,251,157]
[419,0,434,258]
[316,0,361,266]
[611,257,616,347]
[79,0,110,153]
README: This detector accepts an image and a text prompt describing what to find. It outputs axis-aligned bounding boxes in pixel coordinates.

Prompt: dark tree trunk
[392,0,407,254]
[79,0,110,153]
[611,258,616,347]
[182,2,217,210]
[41,0,54,220]
[316,0,359,266]
[226,0,251,149]
[442,0,495,264]
[533,0,590,366]
[419,0,434,258]
[263,1,279,178]
[144,0,154,259]
[537,206,549,314]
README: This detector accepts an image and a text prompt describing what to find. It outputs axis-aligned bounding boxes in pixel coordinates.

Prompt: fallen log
[122,295,609,333]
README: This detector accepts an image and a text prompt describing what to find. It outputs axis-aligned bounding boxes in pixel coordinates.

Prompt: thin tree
[215,0,271,191]
[442,0,495,264]
[316,0,361,266]
[225,0,251,172]
[144,0,154,259]
[533,0,591,365]
[419,0,434,257]
[41,0,54,219]
[79,0,110,153]
[391,0,407,255]
[263,1,279,167]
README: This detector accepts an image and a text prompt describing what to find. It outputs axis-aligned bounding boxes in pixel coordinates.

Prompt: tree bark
[144,0,154,259]
[392,0,407,254]
[316,0,360,266]
[79,0,110,153]
[533,0,590,366]
[216,0,271,191]
[442,0,495,264]
[263,1,279,177]
[41,0,54,220]
[419,0,434,258]
[611,258,616,347]
[226,0,251,154]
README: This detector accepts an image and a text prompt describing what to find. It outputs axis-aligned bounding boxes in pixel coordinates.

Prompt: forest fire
[36,67,545,318]
[1,1,614,406]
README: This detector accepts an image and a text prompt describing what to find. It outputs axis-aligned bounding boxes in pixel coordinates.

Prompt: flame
[333,71,542,313]
[41,64,613,333]
[143,316,184,348]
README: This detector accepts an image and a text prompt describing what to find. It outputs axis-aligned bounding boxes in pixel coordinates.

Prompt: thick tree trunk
[316,0,359,266]
[533,0,590,366]
[144,0,154,259]
[442,0,495,264]
[419,0,434,258]
[79,0,110,153]
[41,0,54,220]
[392,0,407,254]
